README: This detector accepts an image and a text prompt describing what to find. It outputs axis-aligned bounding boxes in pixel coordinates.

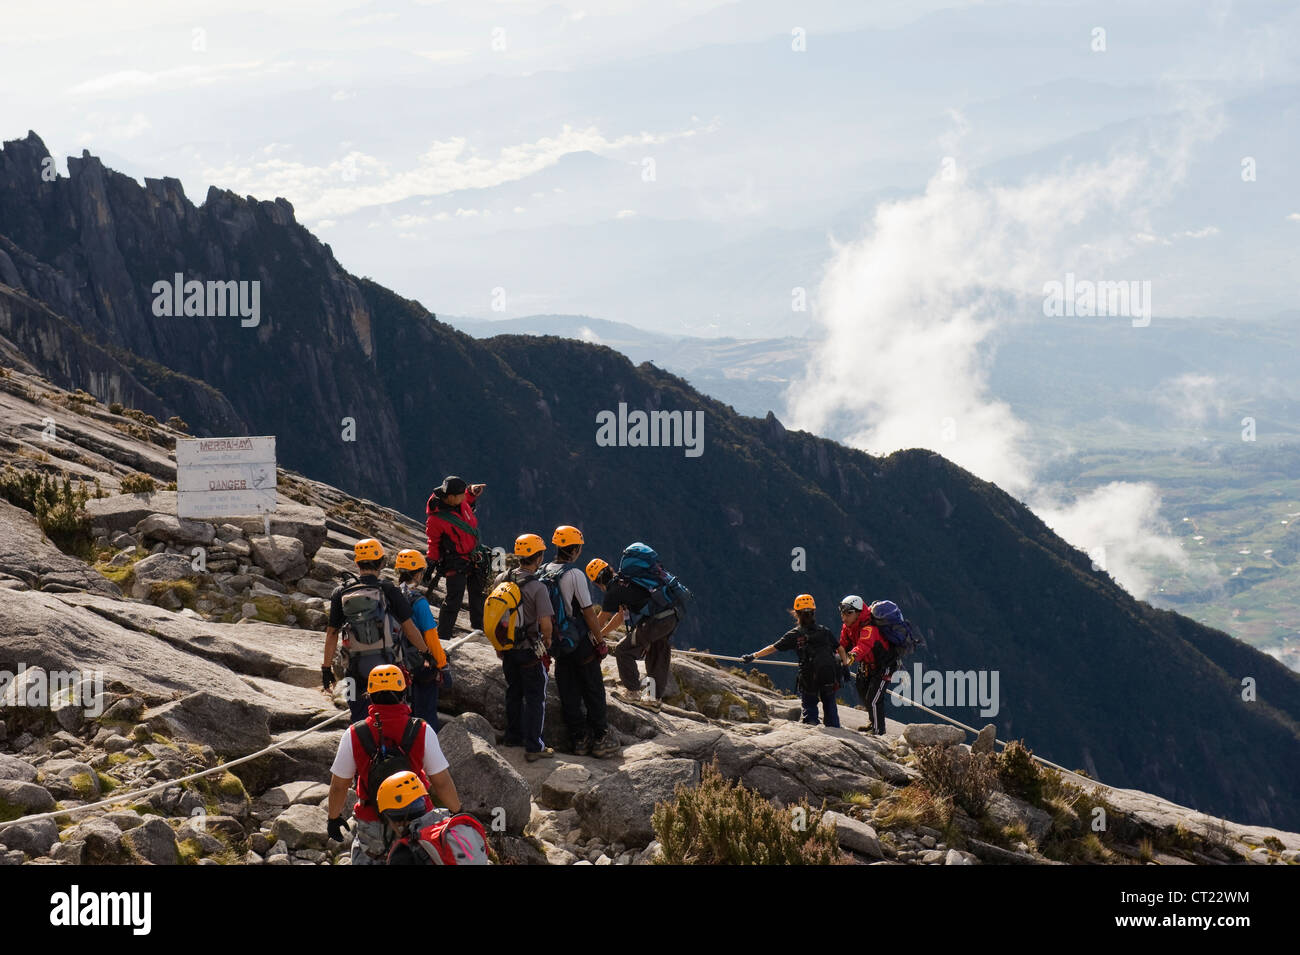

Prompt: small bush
[995,740,1044,805]
[873,782,952,830]
[108,401,124,415]
[166,416,189,433]
[914,744,996,817]
[119,472,157,494]
[652,761,845,865]
[0,467,92,554]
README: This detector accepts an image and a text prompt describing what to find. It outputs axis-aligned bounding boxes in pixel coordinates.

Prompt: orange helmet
[552,525,584,548]
[354,538,384,562]
[793,593,816,612]
[514,533,546,559]
[585,558,610,583]
[395,549,426,572]
[377,771,428,818]
[367,664,406,695]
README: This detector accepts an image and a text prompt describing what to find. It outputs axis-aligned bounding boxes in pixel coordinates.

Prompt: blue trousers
[800,683,840,728]
[502,648,547,752]
[411,678,440,731]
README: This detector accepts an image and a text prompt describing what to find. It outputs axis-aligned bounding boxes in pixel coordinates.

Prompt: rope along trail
[0,632,479,832]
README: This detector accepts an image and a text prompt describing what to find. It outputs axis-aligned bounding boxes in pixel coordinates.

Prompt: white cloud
[415,49,474,64]
[1154,373,1227,426]
[67,61,271,96]
[1288,213,1300,222]
[615,209,636,218]
[200,122,712,220]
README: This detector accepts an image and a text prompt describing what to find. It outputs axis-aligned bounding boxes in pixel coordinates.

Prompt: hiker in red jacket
[838,595,894,735]
[425,475,489,638]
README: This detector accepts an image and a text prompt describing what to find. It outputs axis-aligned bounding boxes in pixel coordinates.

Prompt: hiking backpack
[352,717,427,810]
[386,813,491,865]
[869,600,924,658]
[483,579,524,652]
[338,573,402,663]
[616,543,692,628]
[538,565,589,658]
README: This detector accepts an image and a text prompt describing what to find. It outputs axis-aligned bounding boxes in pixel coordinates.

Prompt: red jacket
[350,703,432,823]
[425,489,481,570]
[841,609,889,670]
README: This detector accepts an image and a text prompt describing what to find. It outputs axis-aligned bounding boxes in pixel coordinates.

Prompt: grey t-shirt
[543,562,593,615]
[496,569,553,636]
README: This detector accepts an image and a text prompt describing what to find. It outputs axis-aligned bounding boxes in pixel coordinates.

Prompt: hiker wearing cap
[395,549,449,730]
[743,594,841,728]
[494,533,556,762]
[425,476,490,639]
[325,665,462,866]
[321,540,439,723]
[540,527,619,758]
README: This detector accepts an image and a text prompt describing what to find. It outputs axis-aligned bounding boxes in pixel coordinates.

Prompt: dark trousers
[348,653,388,723]
[800,682,841,728]
[555,649,608,745]
[615,613,677,699]
[857,668,894,734]
[411,678,440,731]
[502,647,547,752]
[439,570,485,635]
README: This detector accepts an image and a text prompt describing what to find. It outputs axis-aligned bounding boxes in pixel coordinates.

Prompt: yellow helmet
[585,558,609,583]
[367,664,406,695]
[552,525,584,547]
[377,771,428,818]
[395,549,427,572]
[793,593,816,612]
[354,538,384,562]
[514,533,545,559]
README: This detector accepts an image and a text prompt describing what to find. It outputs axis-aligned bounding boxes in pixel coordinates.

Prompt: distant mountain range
[2,131,1299,829]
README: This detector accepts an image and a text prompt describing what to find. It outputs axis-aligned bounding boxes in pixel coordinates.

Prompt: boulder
[0,754,37,783]
[539,763,593,810]
[270,803,330,850]
[438,717,532,835]
[985,791,1054,842]
[259,780,330,810]
[902,723,968,748]
[308,547,356,581]
[38,759,101,800]
[574,757,699,846]
[90,493,327,557]
[0,817,59,856]
[145,691,272,757]
[0,778,56,813]
[819,811,883,858]
[0,500,120,597]
[129,552,201,599]
[61,818,126,864]
[136,514,216,547]
[972,724,998,755]
[248,535,308,582]
[227,501,329,558]
[123,817,180,865]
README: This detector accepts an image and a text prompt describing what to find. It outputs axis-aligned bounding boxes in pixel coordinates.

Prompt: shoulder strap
[401,717,424,753]
[353,721,378,759]
[437,509,480,541]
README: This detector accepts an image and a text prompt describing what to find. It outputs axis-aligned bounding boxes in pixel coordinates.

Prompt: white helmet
[839,595,864,613]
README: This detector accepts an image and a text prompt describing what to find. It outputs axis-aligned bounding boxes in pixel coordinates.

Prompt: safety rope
[0,632,480,832]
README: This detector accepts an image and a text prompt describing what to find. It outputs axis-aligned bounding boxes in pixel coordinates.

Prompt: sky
[3,0,1299,599]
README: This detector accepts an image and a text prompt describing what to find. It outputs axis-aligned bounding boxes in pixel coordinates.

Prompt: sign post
[175,436,277,520]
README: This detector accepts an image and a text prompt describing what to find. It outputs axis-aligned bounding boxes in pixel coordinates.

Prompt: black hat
[437,475,467,497]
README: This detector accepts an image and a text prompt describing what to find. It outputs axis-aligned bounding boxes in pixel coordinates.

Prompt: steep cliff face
[1,132,1299,830]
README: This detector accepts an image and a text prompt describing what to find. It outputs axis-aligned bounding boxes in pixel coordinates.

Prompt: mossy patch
[96,772,120,794]
[67,772,98,799]
[251,596,288,624]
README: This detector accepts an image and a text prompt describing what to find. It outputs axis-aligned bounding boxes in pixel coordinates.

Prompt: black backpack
[353,717,426,809]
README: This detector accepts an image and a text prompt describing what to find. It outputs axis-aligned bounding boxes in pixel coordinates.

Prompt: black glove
[321,666,335,691]
[327,816,350,842]
[742,653,755,664]
[840,664,852,682]
[421,651,436,669]
[421,565,435,586]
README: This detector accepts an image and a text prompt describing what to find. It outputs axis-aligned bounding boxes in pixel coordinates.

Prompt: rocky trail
[1,365,1297,866]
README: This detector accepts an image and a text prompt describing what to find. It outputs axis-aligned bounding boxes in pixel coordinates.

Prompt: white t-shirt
[330,722,450,779]
[548,563,593,613]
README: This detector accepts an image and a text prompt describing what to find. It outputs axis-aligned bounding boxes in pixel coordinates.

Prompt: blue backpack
[539,565,589,658]
[870,600,923,656]
[617,543,692,628]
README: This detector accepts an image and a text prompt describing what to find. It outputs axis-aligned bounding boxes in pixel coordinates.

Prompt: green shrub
[652,761,845,865]
[108,401,124,415]
[0,467,92,554]
[995,740,1044,805]
[166,416,189,433]
[119,472,157,494]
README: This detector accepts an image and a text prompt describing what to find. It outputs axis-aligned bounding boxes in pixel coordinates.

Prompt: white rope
[0,630,483,832]
[674,648,798,668]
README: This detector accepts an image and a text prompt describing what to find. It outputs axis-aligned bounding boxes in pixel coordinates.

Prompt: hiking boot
[590,729,621,758]
[525,747,555,763]
[571,736,591,757]
[616,689,661,711]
